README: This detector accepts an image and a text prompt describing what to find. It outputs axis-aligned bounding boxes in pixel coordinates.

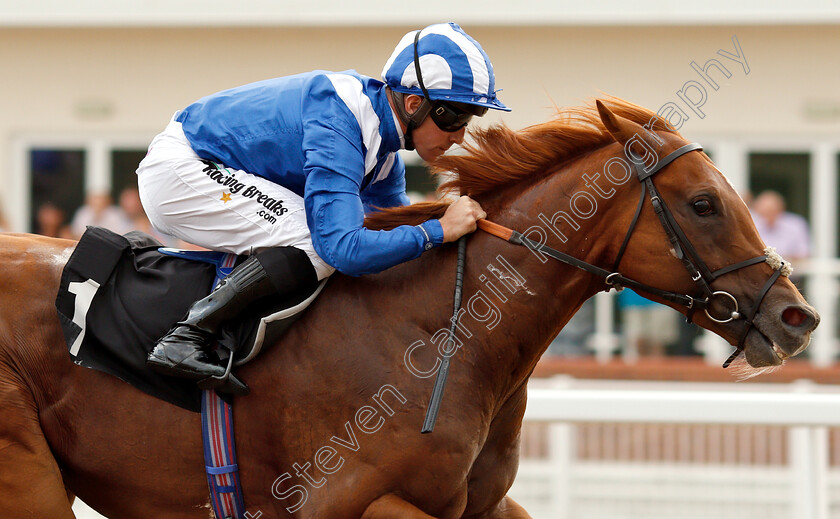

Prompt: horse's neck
[464,145,631,394]
[455,238,594,400]
[259,144,629,410]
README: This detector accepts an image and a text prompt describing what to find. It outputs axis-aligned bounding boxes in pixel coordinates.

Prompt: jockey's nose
[450,126,466,145]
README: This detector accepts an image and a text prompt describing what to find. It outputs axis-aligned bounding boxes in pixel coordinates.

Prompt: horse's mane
[364,97,678,231]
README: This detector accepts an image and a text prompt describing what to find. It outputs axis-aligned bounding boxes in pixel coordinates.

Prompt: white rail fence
[511,380,840,519]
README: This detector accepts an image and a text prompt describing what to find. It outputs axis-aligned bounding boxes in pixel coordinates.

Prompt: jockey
[136,22,510,392]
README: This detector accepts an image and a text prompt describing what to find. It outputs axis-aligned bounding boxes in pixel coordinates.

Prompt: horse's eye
[693,198,713,216]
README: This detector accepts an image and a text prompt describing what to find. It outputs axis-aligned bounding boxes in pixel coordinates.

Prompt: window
[111,149,147,199]
[29,149,85,235]
[748,152,811,222]
[19,139,149,238]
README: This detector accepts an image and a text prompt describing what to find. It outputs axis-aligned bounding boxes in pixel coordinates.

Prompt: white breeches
[136,116,334,280]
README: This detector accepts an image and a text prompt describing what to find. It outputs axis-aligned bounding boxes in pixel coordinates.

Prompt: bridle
[421,141,789,432]
[478,141,790,368]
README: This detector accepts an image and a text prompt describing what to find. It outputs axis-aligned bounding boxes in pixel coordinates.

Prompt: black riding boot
[147,246,318,393]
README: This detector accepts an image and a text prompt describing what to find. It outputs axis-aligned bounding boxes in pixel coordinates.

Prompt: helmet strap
[413,29,432,100]
[410,29,435,134]
[395,29,436,151]
[387,29,440,151]
[390,89,431,151]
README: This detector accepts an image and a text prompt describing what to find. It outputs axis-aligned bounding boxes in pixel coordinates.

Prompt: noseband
[479,142,791,368]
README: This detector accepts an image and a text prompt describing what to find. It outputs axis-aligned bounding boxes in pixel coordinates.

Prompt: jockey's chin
[416,144,452,163]
[412,120,466,163]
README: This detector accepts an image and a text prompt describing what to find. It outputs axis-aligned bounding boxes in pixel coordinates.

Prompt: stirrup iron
[198,352,249,395]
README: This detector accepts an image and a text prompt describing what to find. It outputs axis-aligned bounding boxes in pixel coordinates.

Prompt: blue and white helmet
[382,22,510,112]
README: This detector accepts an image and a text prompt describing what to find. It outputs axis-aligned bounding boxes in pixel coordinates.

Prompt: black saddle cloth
[55,227,313,411]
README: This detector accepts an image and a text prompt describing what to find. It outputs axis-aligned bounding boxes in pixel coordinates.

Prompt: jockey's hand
[440,195,487,243]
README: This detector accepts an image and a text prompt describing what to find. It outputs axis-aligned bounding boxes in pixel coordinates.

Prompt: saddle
[55,226,324,411]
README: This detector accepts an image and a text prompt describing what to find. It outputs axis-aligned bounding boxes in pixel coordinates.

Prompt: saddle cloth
[55,226,322,411]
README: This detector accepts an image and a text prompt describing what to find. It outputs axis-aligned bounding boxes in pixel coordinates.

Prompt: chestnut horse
[0,99,818,518]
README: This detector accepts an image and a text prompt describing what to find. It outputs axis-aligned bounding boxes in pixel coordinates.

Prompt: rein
[477,142,790,369]
[421,236,467,433]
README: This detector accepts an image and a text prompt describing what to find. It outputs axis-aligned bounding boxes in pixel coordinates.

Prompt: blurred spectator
[35,202,74,238]
[618,289,677,363]
[118,186,177,245]
[740,189,753,208]
[70,190,132,238]
[750,190,810,262]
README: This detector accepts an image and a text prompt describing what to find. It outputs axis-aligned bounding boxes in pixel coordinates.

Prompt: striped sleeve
[301,74,442,276]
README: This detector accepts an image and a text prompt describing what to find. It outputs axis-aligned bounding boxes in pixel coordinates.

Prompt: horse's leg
[460,386,534,519]
[462,496,533,519]
[361,494,438,519]
[0,376,76,518]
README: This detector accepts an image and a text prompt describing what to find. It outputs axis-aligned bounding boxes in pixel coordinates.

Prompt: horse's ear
[596,99,663,154]
[597,99,635,145]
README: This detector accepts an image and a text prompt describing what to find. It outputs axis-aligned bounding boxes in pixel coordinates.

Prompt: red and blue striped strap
[201,389,246,519]
[201,252,246,519]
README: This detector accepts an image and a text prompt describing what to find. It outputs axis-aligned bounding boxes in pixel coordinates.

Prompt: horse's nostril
[782,307,809,328]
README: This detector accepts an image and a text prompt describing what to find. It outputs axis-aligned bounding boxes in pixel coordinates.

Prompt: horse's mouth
[744,319,811,368]
[737,299,819,369]
[744,327,784,367]
[772,342,789,362]
[762,332,791,366]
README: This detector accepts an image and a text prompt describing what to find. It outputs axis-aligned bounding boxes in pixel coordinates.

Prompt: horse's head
[595,100,819,370]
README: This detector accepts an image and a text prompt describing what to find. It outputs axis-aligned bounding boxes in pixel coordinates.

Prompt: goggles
[429,102,488,132]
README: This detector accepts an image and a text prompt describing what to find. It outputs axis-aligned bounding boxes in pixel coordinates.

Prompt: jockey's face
[404,95,467,163]
[413,113,466,162]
